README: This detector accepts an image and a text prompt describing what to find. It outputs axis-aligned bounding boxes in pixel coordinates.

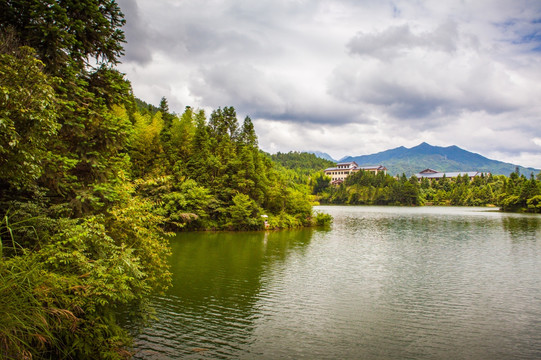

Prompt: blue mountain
[308,151,336,162]
[339,142,539,176]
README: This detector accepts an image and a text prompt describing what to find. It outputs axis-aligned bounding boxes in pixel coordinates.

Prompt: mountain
[339,142,540,176]
[308,151,336,162]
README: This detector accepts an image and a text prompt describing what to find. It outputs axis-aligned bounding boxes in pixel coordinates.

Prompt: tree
[187,113,212,185]
[0,2,180,358]
[130,112,164,178]
[527,195,541,213]
[169,107,197,170]
[311,172,331,195]
[158,97,176,162]
[0,46,59,194]
[208,106,238,140]
[227,193,261,230]
[239,116,258,147]
[0,0,125,74]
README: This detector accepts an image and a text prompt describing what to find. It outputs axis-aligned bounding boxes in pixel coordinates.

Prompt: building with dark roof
[415,168,485,180]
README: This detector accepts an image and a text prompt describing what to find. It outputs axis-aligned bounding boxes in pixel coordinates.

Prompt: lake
[132,206,541,359]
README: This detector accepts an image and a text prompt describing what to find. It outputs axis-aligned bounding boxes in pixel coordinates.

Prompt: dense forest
[0,1,330,359]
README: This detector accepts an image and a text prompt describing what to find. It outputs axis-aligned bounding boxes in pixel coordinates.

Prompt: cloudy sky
[116,0,541,168]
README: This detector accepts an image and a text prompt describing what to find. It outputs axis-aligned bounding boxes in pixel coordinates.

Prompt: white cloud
[117,0,541,168]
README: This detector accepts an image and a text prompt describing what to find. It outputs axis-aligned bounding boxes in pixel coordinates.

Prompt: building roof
[336,161,358,166]
[358,165,387,171]
[418,168,439,174]
[415,170,481,179]
[324,163,387,172]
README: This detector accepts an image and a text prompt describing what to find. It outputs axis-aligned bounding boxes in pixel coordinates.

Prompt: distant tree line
[272,153,541,212]
[318,170,541,212]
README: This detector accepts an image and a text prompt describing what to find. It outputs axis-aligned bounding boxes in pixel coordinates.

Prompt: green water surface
[133,206,541,359]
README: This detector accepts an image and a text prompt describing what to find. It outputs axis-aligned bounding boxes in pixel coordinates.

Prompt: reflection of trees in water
[168,229,314,297]
[501,216,541,242]
[133,229,314,359]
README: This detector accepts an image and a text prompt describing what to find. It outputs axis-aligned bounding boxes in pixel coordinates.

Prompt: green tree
[130,111,164,178]
[0,0,125,74]
[239,116,258,147]
[0,46,59,194]
[227,193,261,230]
[208,106,239,141]
[170,107,197,165]
[158,96,176,162]
[186,113,212,185]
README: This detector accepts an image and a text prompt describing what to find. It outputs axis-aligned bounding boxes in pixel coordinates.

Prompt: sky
[116,0,541,168]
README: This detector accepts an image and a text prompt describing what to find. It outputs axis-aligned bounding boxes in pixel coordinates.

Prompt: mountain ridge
[307,151,336,162]
[325,143,539,176]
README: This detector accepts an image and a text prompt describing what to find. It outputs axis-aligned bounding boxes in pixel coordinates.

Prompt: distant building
[415,168,485,181]
[324,162,387,185]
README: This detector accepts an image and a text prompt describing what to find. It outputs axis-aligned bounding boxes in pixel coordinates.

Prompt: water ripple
[132,207,541,359]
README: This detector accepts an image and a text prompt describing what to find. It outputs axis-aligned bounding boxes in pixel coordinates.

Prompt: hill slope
[340,142,539,176]
[271,151,335,172]
[308,151,336,162]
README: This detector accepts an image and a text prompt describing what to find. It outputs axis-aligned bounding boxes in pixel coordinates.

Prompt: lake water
[132,206,541,359]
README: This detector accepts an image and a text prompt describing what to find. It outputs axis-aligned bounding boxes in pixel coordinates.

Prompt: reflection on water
[132,207,541,359]
[132,230,314,359]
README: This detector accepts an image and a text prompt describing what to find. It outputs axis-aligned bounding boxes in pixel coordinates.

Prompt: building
[415,168,485,181]
[324,162,387,185]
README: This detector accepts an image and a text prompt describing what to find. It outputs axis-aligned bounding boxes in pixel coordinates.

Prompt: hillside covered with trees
[0,1,328,358]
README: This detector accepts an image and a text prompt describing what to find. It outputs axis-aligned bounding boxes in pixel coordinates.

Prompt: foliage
[0,0,125,73]
[0,197,171,359]
[0,2,173,358]
[226,193,262,230]
[318,170,421,206]
[271,151,334,175]
[126,106,323,231]
[0,46,59,193]
[314,211,333,226]
[0,1,331,358]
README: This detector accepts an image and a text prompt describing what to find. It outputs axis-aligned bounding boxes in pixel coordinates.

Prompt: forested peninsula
[0,2,329,358]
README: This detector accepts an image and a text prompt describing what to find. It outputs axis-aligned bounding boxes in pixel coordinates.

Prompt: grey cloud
[189,63,288,112]
[347,21,460,59]
[180,26,266,60]
[329,47,525,125]
[117,0,153,65]
[253,106,371,126]
[120,1,286,65]
[115,0,541,168]
[189,62,367,125]
[328,65,449,121]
